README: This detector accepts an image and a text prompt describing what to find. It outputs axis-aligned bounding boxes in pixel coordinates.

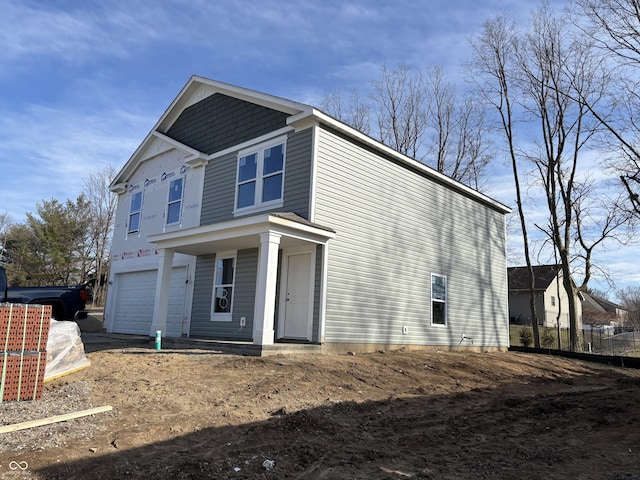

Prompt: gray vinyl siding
[189,249,257,340]
[282,128,312,219]
[189,254,215,336]
[165,94,288,155]
[200,152,237,225]
[314,126,509,348]
[200,129,313,225]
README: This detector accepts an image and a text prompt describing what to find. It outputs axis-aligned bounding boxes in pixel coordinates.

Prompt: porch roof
[147,212,336,256]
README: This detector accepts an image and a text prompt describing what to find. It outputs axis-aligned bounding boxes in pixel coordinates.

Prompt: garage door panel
[112,268,186,336]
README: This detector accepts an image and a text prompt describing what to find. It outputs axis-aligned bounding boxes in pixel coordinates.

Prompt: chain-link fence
[510,325,640,356]
[583,329,639,356]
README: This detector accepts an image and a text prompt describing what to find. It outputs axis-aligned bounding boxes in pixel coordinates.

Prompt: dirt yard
[1,340,640,480]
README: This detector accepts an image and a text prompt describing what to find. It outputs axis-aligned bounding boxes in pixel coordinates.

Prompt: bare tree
[470,15,542,347]
[82,164,118,307]
[575,0,640,217]
[371,63,428,161]
[321,88,371,135]
[617,285,640,329]
[518,5,609,352]
[323,64,493,189]
[471,5,629,352]
[424,65,493,190]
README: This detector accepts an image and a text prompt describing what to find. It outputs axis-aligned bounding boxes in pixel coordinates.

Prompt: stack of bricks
[0,303,51,402]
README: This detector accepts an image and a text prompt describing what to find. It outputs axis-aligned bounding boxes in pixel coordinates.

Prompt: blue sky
[1,0,637,294]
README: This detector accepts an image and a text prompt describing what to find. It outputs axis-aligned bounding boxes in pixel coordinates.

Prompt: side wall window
[431,274,447,326]
[128,191,143,234]
[166,177,184,225]
[211,252,236,321]
[235,137,285,213]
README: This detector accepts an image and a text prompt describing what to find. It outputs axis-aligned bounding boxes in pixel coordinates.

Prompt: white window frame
[211,251,237,322]
[128,190,143,235]
[234,135,286,215]
[431,273,447,327]
[166,176,185,226]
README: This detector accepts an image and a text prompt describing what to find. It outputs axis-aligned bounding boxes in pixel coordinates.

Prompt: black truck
[0,266,87,320]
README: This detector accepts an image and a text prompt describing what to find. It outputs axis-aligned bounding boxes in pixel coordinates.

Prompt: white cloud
[0,103,149,220]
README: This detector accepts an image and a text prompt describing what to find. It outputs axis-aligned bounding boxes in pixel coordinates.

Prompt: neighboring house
[104,75,511,354]
[581,292,627,328]
[507,264,583,329]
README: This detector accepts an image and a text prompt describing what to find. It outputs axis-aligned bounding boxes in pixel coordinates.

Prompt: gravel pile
[0,381,110,452]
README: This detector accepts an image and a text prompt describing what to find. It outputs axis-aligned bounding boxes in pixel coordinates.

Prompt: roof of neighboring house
[581,292,607,313]
[507,264,562,291]
[582,292,625,313]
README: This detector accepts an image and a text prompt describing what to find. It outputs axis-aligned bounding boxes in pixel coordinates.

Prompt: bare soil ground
[1,341,640,480]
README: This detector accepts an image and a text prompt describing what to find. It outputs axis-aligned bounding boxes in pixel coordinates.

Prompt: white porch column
[318,242,329,343]
[253,231,281,345]
[151,248,175,337]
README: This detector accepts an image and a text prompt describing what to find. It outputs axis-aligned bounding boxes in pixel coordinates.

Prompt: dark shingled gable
[508,264,561,291]
[165,93,289,154]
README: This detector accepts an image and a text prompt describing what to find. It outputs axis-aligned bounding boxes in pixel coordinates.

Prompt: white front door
[281,252,313,340]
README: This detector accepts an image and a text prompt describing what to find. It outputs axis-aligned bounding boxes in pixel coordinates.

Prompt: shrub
[519,327,532,347]
[541,328,555,348]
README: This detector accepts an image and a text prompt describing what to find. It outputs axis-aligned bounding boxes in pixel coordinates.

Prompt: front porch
[147,212,335,347]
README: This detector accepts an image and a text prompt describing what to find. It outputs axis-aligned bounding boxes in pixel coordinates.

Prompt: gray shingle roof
[508,264,562,291]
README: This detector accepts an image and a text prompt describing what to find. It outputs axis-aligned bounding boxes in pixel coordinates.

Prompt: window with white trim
[166,177,184,225]
[235,137,285,213]
[128,191,143,234]
[431,274,447,326]
[211,252,236,321]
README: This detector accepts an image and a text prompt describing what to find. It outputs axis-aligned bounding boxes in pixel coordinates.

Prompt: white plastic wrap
[44,319,90,381]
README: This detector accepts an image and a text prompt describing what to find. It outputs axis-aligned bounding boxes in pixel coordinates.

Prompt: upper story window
[235,136,286,213]
[551,295,556,307]
[128,191,143,234]
[431,274,447,326]
[166,177,184,225]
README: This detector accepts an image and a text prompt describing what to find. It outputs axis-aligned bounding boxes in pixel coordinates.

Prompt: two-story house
[508,264,583,329]
[105,75,511,354]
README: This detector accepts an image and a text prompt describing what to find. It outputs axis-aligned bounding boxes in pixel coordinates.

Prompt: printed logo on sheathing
[161,171,176,181]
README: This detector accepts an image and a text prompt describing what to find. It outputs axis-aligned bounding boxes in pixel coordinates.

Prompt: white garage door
[112,267,187,336]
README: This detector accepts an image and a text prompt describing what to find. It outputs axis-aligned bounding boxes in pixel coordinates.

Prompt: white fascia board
[157,75,312,133]
[289,108,512,215]
[148,213,334,251]
[191,76,312,114]
[110,130,155,189]
[269,215,336,241]
[151,132,209,167]
[110,130,206,188]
